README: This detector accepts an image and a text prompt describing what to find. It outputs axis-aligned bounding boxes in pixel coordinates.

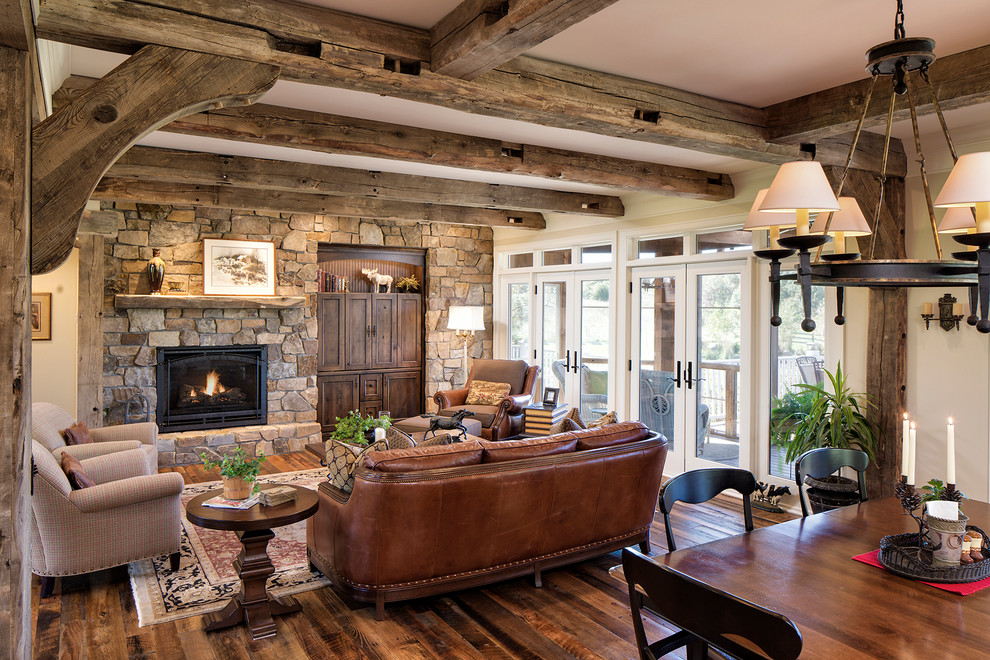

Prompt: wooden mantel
[114,294,306,309]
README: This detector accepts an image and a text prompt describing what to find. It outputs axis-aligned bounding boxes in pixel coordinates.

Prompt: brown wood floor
[30,451,795,659]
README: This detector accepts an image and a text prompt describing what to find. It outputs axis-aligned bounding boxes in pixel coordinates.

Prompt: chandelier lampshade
[812,197,872,254]
[934,152,990,233]
[760,161,841,235]
[938,207,977,234]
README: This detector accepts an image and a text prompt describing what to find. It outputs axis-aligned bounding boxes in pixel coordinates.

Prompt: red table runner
[853,549,990,596]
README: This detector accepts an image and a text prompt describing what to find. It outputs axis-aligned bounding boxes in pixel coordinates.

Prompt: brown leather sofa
[433,359,540,441]
[306,421,668,619]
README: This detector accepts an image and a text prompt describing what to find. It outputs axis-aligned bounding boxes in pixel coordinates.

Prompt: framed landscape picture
[31,292,51,340]
[202,239,276,296]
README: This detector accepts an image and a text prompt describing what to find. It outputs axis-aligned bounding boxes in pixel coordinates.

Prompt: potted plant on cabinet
[774,362,880,511]
[330,410,392,446]
[201,447,266,500]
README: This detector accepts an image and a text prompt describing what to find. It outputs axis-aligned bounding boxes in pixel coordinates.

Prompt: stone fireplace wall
[99,202,494,466]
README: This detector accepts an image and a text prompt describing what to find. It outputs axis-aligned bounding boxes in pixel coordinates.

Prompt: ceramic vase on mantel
[147,248,165,295]
[222,476,254,500]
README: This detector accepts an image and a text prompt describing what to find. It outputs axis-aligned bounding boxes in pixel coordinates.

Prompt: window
[508,253,534,269]
[581,244,612,263]
[768,278,826,479]
[637,237,684,258]
[542,249,572,266]
[696,229,752,254]
[507,283,530,360]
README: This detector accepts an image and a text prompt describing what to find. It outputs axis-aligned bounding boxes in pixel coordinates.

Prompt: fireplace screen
[156,346,267,432]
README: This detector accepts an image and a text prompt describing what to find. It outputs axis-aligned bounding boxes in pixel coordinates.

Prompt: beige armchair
[433,359,540,441]
[32,402,159,472]
[31,440,184,596]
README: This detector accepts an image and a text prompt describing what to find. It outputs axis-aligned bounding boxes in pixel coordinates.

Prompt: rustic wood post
[0,45,33,660]
[77,234,104,427]
[826,167,907,499]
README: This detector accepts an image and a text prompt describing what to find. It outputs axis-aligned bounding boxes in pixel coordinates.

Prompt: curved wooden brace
[31,45,279,274]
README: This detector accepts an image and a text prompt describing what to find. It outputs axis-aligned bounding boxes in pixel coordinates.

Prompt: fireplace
[156,346,267,432]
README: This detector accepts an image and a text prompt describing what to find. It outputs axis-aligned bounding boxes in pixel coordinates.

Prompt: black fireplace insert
[156,345,267,432]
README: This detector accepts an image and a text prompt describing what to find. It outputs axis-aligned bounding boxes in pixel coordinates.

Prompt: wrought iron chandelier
[748,0,990,333]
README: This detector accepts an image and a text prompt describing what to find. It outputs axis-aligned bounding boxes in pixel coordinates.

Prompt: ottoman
[393,414,483,439]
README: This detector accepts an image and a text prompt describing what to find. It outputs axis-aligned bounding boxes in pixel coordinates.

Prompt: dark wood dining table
[659,497,990,659]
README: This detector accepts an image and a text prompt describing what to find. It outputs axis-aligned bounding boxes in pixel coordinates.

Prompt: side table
[186,483,319,641]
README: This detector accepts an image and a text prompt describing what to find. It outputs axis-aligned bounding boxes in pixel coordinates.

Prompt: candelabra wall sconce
[921,293,965,331]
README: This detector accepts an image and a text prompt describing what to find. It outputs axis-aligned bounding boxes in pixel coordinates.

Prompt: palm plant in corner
[775,362,880,491]
[201,447,266,500]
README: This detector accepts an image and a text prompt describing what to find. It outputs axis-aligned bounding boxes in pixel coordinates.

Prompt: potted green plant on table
[773,362,880,511]
[201,447,266,500]
[330,410,392,446]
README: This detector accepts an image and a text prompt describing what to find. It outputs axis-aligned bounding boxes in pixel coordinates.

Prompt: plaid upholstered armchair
[31,440,184,596]
[32,402,159,472]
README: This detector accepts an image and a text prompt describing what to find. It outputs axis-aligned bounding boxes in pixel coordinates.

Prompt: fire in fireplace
[156,346,267,432]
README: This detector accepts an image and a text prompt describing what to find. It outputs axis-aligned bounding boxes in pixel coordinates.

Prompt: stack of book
[523,404,568,435]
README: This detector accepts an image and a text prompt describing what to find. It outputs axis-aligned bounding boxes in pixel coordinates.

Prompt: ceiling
[52,0,990,202]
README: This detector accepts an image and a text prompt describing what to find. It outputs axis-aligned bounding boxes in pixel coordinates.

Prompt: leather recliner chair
[433,359,540,441]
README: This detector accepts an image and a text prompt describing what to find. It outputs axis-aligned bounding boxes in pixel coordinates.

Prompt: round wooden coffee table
[186,483,319,641]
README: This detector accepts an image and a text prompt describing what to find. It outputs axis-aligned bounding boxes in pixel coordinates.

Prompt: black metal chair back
[622,547,803,660]
[794,447,869,517]
[659,467,757,552]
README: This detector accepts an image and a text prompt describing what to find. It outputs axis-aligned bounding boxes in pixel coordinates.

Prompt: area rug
[128,468,331,627]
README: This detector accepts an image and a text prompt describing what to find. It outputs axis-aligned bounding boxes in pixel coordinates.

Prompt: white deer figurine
[361,268,393,293]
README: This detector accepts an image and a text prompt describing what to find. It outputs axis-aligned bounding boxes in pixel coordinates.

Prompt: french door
[535,271,612,422]
[631,260,752,474]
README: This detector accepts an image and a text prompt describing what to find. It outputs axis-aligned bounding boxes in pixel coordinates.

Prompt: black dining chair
[659,467,758,552]
[794,447,869,517]
[622,547,803,660]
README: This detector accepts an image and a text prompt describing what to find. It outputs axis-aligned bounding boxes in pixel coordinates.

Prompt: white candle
[908,423,917,486]
[901,413,910,478]
[923,302,933,315]
[374,427,386,443]
[947,417,956,485]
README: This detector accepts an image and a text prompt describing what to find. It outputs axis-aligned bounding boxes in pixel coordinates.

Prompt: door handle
[571,351,579,373]
[673,360,682,388]
[565,349,571,371]
[685,361,693,390]
[366,326,371,338]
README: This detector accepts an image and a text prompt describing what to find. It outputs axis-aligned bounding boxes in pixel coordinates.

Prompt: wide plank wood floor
[31,451,795,659]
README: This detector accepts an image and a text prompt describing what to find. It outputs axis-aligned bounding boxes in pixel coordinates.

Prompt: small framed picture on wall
[203,239,276,296]
[31,292,51,341]
[542,387,559,406]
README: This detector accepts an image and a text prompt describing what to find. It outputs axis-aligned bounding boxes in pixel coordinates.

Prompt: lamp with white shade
[743,188,797,250]
[447,305,485,387]
[759,161,841,236]
[938,207,978,234]
[934,152,990,234]
[812,197,872,257]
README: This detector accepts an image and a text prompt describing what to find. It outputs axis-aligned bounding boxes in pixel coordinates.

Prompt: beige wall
[31,247,79,415]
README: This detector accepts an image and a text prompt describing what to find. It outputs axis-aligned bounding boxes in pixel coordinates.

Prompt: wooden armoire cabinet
[316,246,425,438]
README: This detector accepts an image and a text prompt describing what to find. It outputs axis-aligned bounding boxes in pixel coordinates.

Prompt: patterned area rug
[128,468,331,627]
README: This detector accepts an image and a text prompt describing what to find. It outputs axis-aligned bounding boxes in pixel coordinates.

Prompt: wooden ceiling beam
[430,0,621,80]
[766,43,990,144]
[56,75,734,200]
[107,146,626,216]
[0,0,33,51]
[32,45,278,274]
[92,178,547,229]
[35,0,804,166]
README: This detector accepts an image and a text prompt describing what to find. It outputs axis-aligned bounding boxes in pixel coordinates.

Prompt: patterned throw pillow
[465,380,512,405]
[325,439,388,493]
[587,411,618,428]
[385,426,416,450]
[417,433,455,447]
[549,417,583,435]
[564,407,586,429]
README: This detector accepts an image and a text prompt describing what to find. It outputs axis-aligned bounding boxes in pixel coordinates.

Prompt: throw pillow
[549,417,582,435]
[60,453,96,489]
[587,410,618,428]
[465,380,512,405]
[417,433,455,448]
[62,422,93,445]
[385,426,416,450]
[325,439,388,493]
[564,407,586,429]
